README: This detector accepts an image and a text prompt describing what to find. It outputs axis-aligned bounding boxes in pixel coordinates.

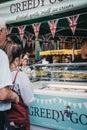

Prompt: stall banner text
[29,94,87,130]
[0,0,87,24]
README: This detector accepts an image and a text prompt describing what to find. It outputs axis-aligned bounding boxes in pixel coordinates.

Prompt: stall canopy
[0,0,87,26]
[0,0,87,33]
[0,0,87,38]
[40,49,81,56]
[24,12,87,38]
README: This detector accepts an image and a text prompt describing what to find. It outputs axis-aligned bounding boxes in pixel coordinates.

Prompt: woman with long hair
[5,34,34,130]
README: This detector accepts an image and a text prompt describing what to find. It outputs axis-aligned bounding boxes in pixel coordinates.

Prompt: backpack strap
[12,70,19,90]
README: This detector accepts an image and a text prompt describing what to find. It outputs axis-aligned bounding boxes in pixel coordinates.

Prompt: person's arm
[0,50,19,103]
[19,72,34,106]
[0,86,19,103]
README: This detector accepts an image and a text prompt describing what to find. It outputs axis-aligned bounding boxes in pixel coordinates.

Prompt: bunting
[7,26,13,35]
[32,23,41,39]
[25,34,33,47]
[18,25,26,39]
[67,14,80,35]
[34,97,87,109]
[75,36,84,43]
[58,36,67,49]
[75,36,84,49]
[48,19,58,38]
[42,35,50,50]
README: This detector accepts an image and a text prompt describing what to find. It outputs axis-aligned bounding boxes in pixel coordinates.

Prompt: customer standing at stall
[5,34,34,130]
[20,55,31,77]
[72,38,87,62]
[0,18,19,130]
[64,56,71,63]
[38,56,49,64]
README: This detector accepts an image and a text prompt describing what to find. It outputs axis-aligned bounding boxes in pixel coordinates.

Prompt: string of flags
[34,97,87,109]
[8,14,80,39]
[7,14,81,50]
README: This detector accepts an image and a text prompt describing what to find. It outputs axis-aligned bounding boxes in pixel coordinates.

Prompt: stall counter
[29,81,87,130]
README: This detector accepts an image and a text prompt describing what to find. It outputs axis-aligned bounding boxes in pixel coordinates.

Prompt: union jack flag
[67,14,80,35]
[25,34,33,47]
[42,35,50,50]
[32,23,41,39]
[48,19,58,38]
[7,26,13,35]
[75,36,84,43]
[58,36,67,49]
[18,25,26,39]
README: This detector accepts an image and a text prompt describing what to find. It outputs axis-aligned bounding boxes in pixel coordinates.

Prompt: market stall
[0,1,87,130]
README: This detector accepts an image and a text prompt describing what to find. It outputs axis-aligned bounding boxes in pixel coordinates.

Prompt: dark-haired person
[64,56,71,63]
[38,56,49,64]
[0,18,19,130]
[72,38,87,62]
[5,34,34,130]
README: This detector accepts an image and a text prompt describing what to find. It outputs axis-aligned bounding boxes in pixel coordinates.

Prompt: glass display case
[29,63,87,92]
[29,63,87,82]
[29,63,87,130]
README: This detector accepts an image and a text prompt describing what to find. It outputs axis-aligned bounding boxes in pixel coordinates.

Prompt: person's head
[25,52,30,58]
[0,17,7,48]
[10,63,16,71]
[4,34,22,67]
[64,57,70,63]
[23,54,29,60]
[42,56,47,61]
[53,59,58,63]
[81,38,87,59]
[22,57,28,67]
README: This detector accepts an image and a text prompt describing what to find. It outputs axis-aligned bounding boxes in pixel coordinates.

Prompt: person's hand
[12,92,19,104]
[0,87,19,103]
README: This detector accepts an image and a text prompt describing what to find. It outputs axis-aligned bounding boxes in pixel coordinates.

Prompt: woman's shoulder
[18,70,29,78]
[11,70,28,83]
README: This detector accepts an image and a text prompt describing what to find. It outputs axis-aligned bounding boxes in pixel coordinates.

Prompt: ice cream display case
[29,63,87,130]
